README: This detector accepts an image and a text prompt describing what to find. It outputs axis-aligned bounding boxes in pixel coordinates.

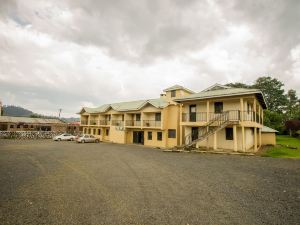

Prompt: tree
[263,110,285,133]
[285,119,300,136]
[225,82,252,88]
[253,76,288,113]
[286,89,300,120]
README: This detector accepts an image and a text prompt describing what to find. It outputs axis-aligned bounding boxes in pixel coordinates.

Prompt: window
[122,115,124,121]
[17,125,21,128]
[88,128,91,134]
[148,131,152,140]
[168,129,176,138]
[171,90,176,97]
[106,129,109,136]
[98,129,101,135]
[155,113,161,121]
[24,125,28,128]
[157,132,162,141]
[10,124,14,128]
[31,125,34,128]
[214,102,223,113]
[136,114,141,121]
[225,128,233,140]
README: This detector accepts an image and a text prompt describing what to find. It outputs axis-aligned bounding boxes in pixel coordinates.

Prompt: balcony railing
[81,120,88,125]
[182,110,262,124]
[125,120,141,127]
[111,120,124,126]
[89,120,98,125]
[99,120,110,126]
[143,120,161,127]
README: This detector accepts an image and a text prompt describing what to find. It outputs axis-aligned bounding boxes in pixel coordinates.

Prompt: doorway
[133,131,144,145]
[191,127,199,141]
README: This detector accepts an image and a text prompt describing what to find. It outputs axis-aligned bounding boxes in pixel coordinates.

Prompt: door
[133,131,144,144]
[191,127,199,141]
[189,105,196,122]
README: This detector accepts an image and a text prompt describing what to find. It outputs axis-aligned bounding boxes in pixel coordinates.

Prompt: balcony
[182,110,262,124]
[89,120,98,125]
[99,120,110,126]
[143,120,161,128]
[81,120,88,125]
[111,120,124,126]
[125,120,141,127]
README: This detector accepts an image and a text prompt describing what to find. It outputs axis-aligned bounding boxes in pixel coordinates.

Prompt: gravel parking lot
[0,139,299,225]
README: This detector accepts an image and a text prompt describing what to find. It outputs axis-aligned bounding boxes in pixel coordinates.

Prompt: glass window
[171,90,176,97]
[106,129,109,136]
[148,131,152,140]
[157,132,162,141]
[225,128,233,140]
[155,113,161,121]
[214,102,223,113]
[10,124,14,128]
[168,129,176,138]
[98,129,101,135]
[136,114,141,121]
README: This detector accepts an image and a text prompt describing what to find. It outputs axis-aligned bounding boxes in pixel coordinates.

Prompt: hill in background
[2,105,79,122]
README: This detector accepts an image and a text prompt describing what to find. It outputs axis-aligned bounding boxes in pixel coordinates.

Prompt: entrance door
[191,127,199,141]
[133,131,144,145]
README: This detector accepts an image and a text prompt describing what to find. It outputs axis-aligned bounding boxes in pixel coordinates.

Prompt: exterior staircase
[178,111,232,150]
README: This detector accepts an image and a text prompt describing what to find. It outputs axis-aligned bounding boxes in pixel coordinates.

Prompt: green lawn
[262,135,300,158]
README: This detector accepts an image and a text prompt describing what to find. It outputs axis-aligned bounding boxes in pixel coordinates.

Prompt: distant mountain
[2,105,33,117]
[2,105,79,122]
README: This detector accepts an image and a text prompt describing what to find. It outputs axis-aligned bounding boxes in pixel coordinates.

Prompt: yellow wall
[261,133,276,145]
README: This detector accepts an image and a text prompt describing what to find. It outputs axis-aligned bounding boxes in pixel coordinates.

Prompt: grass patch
[262,135,300,158]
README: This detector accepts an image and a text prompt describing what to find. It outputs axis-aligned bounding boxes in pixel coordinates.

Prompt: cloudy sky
[0,0,299,117]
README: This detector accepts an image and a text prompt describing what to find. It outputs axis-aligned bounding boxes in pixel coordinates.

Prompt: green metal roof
[79,98,169,114]
[262,126,278,133]
[174,87,267,109]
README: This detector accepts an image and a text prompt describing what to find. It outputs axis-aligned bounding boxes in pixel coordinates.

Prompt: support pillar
[254,127,257,152]
[259,128,262,148]
[233,125,237,152]
[242,126,245,152]
[240,98,244,121]
[206,100,210,149]
[179,104,183,146]
[213,131,217,150]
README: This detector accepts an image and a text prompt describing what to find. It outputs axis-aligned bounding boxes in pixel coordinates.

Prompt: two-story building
[78,85,194,148]
[79,84,268,152]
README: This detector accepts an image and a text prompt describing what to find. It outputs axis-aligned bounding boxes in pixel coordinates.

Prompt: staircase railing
[182,111,230,148]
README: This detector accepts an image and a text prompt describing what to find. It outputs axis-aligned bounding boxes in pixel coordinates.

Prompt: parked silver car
[76,135,100,143]
[53,133,76,141]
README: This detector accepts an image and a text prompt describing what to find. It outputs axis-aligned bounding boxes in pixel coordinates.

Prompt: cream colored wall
[262,133,276,145]
[164,105,180,147]
[144,130,166,148]
[110,127,126,143]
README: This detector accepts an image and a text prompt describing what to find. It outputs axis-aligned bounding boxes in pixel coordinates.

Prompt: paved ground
[0,140,299,225]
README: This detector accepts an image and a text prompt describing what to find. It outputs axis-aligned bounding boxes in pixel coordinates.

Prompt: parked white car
[76,135,100,143]
[53,133,76,141]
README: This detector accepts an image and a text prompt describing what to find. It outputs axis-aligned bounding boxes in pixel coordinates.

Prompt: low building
[261,126,278,145]
[0,116,66,132]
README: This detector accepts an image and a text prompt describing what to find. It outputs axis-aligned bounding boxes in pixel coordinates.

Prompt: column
[206,100,210,122]
[254,127,257,152]
[253,98,256,122]
[179,104,183,145]
[258,105,261,124]
[259,128,262,148]
[213,131,217,150]
[242,126,245,152]
[240,98,244,121]
[233,125,237,152]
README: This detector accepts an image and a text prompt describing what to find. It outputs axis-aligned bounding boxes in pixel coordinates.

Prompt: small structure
[261,126,278,145]
[0,116,66,132]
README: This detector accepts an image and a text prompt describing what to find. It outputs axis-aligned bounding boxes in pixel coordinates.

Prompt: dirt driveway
[0,139,299,225]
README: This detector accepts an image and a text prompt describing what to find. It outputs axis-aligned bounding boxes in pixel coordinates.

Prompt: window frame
[147,131,152,140]
[214,102,223,114]
[157,132,162,141]
[225,128,233,140]
[168,129,176,138]
[171,90,176,97]
[155,113,161,121]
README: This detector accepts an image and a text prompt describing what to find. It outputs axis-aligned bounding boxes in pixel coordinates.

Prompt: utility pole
[58,108,62,118]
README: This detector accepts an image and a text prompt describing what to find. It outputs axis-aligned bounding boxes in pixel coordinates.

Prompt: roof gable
[163,85,195,93]
[201,83,231,92]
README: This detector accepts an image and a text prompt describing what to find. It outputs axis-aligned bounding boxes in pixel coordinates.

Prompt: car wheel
[81,140,85,143]
[70,138,74,141]
[58,138,61,141]
[95,139,99,143]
